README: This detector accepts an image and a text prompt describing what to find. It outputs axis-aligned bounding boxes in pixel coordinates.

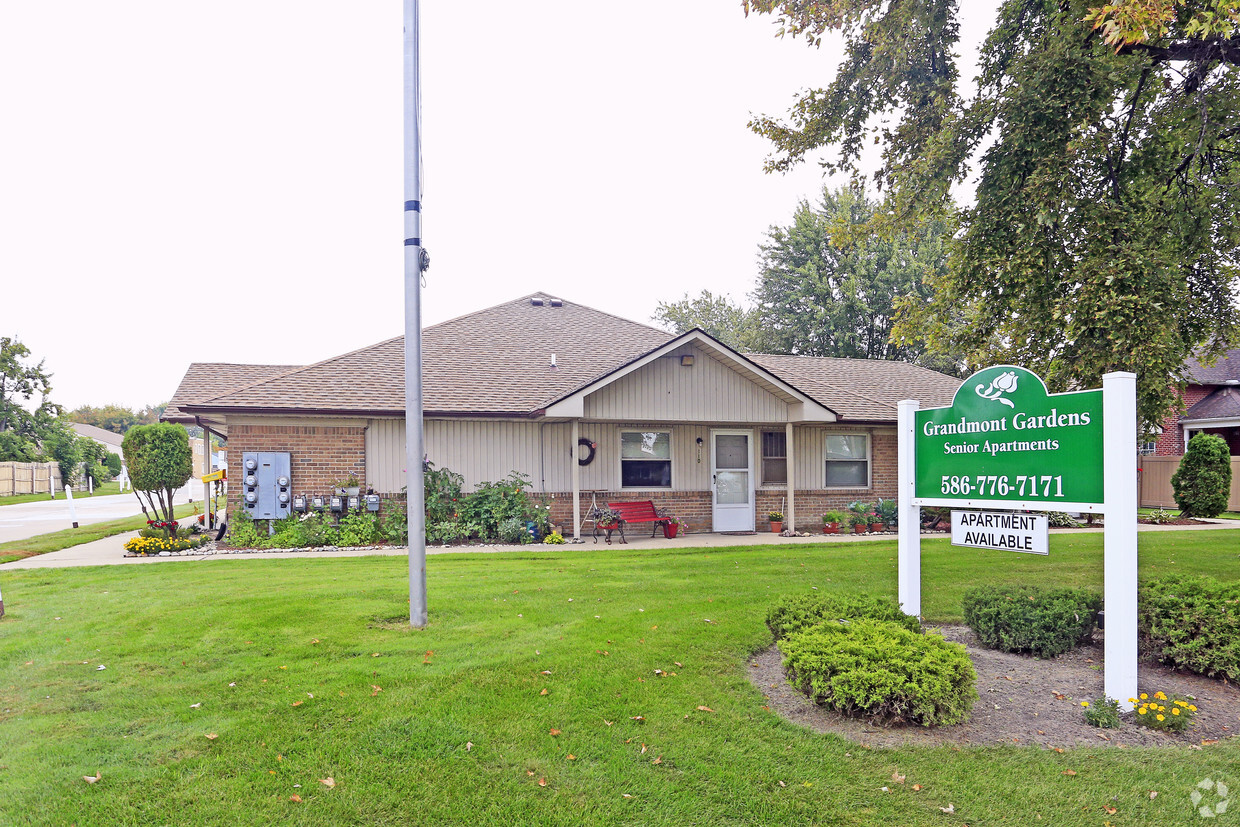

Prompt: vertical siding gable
[582,345,788,423]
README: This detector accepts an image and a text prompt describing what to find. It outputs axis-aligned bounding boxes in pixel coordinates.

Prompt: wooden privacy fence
[1139,454,1240,511]
[0,462,63,497]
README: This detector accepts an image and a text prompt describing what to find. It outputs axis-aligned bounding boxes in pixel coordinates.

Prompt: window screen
[825,434,868,488]
[761,431,787,485]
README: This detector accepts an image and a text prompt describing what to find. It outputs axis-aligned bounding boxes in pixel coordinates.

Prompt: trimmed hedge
[767,591,921,640]
[1139,575,1240,681]
[780,619,976,727]
[961,585,1101,658]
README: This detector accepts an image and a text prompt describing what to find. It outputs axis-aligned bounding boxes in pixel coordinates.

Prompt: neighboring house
[68,422,124,454]
[1155,349,1240,456]
[163,293,961,536]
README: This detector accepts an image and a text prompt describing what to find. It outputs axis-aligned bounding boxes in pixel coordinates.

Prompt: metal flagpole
[404,0,428,628]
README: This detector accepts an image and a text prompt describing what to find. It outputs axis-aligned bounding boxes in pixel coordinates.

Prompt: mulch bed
[749,625,1240,749]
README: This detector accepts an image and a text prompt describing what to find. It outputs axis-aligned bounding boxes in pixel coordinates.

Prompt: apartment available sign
[914,365,1104,509]
[951,510,1049,555]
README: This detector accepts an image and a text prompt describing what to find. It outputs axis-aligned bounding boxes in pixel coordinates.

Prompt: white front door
[712,430,754,532]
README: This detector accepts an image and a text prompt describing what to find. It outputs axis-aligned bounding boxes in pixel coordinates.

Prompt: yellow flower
[1128,697,1137,704]
[1189,705,1197,712]
[1171,708,1180,716]
[1156,714,1165,721]
[1140,693,1148,700]
[1154,691,1167,700]
[1081,701,1089,707]
[1138,708,1147,715]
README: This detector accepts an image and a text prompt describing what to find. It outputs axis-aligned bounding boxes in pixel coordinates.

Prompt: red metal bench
[595,500,671,544]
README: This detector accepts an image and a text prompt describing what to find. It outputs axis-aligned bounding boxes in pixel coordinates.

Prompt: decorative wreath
[577,438,597,466]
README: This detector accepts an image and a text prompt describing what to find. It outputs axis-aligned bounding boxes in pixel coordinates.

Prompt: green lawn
[0,532,1237,825]
[0,501,201,564]
[0,480,124,507]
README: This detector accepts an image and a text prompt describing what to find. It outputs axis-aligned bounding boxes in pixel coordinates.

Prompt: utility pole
[404,0,429,628]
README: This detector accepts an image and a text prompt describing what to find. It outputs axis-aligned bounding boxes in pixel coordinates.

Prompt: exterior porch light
[680,355,695,367]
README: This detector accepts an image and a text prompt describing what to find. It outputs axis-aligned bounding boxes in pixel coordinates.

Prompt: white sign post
[898,369,1138,710]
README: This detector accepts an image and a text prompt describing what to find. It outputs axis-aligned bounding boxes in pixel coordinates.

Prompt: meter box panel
[241,452,292,520]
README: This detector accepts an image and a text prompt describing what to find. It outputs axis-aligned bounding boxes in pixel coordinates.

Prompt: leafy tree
[744,0,1240,429]
[651,291,763,350]
[41,421,83,487]
[1171,432,1232,517]
[122,423,192,529]
[68,404,142,435]
[0,337,59,455]
[751,186,962,372]
[104,451,123,478]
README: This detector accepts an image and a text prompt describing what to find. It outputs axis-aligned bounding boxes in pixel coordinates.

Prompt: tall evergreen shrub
[1171,433,1232,517]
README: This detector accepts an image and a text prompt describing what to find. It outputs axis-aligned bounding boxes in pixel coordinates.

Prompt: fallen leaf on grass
[538,778,547,787]
[1062,770,1077,776]
[603,720,613,727]
[205,733,218,741]
[1202,739,1219,746]
[674,662,683,667]
[320,777,336,788]
[939,804,954,814]
[549,729,561,736]
[630,716,644,722]
[1104,805,1117,815]
[190,703,201,709]
[83,772,101,784]
[371,685,382,696]
[311,639,320,644]
[307,693,313,699]
[466,742,473,752]
[640,744,647,755]
[292,701,303,707]
[541,670,552,675]
[652,756,662,765]
[540,689,549,696]
[912,784,922,791]
[696,706,714,713]
[567,754,576,761]
[289,795,302,803]
[891,772,905,784]
[1053,748,1064,753]
[778,781,786,788]
[622,793,632,799]
[1149,791,1158,799]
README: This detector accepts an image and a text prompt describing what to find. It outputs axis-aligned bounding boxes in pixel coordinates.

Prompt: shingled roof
[1186,349,1240,385]
[164,362,302,425]
[746,353,960,421]
[172,292,962,423]
[1184,386,1240,422]
[184,294,673,416]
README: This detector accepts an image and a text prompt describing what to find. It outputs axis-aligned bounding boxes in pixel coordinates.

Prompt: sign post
[899,366,1138,709]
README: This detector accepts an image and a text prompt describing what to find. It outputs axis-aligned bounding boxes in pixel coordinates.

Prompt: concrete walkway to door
[2,517,1237,570]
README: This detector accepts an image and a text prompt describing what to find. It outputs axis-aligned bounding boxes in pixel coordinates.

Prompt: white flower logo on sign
[1191,777,1230,819]
[975,370,1019,408]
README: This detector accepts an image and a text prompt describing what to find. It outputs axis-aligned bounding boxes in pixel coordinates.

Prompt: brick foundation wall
[538,433,899,535]
[225,423,366,516]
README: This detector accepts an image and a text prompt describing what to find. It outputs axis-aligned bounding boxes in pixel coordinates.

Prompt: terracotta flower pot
[869,522,884,533]
[852,523,866,534]
[770,521,783,533]
[823,523,839,534]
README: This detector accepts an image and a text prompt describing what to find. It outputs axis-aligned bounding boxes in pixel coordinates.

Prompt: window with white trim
[620,431,671,488]
[824,433,870,488]
[761,431,787,485]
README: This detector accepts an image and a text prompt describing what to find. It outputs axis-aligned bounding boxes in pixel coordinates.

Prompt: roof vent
[530,298,545,307]
[549,298,563,307]
[550,353,558,369]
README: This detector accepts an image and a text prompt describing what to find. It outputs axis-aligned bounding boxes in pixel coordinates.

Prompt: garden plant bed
[1137,517,1213,526]
[750,625,1240,749]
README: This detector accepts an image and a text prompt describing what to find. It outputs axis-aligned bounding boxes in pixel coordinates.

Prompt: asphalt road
[0,479,206,544]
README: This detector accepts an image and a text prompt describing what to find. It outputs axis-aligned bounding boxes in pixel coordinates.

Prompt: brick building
[1154,349,1240,456]
[163,293,960,536]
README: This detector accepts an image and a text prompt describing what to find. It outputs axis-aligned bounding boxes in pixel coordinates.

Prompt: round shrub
[1139,575,1240,681]
[780,618,976,727]
[767,591,921,640]
[961,585,1101,658]
[1171,433,1232,517]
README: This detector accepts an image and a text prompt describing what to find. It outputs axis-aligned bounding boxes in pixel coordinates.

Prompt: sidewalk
[2,518,1237,570]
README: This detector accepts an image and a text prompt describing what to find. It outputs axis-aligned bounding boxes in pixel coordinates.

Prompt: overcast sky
[1,2,989,411]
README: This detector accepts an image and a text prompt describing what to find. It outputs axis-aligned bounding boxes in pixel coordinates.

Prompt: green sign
[914,366,1103,507]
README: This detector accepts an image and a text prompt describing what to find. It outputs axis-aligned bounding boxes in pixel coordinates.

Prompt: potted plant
[822,510,846,534]
[337,474,361,496]
[768,511,784,533]
[662,515,683,539]
[868,509,884,533]
[848,511,869,534]
[876,497,898,530]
